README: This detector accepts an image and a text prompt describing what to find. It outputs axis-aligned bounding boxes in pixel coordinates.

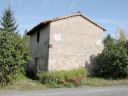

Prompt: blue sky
[0,0,128,37]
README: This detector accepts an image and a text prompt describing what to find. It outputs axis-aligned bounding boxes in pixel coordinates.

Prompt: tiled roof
[27,12,106,35]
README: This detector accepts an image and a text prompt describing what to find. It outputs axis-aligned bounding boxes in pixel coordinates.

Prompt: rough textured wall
[30,25,50,72]
[48,16,104,71]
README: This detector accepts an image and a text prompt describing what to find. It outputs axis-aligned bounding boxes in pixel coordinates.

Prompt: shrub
[0,31,31,86]
[37,68,86,88]
[0,7,31,87]
[91,36,128,79]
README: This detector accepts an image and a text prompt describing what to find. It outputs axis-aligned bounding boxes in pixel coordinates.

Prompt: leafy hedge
[91,35,128,79]
[37,68,86,88]
[0,7,31,87]
[0,31,31,86]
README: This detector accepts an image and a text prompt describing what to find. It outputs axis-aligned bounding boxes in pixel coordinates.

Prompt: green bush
[0,31,31,87]
[37,68,86,88]
[0,7,31,87]
[91,36,128,79]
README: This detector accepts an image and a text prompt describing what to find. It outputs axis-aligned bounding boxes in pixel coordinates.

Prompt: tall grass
[37,68,87,88]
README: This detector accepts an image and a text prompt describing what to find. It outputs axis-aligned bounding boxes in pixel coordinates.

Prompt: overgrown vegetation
[2,72,128,90]
[37,68,86,88]
[91,30,128,79]
[0,7,31,87]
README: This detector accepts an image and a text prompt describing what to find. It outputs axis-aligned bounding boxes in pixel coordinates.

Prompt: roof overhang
[27,12,106,35]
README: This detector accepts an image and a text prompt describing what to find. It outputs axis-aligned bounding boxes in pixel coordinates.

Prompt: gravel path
[0,86,128,96]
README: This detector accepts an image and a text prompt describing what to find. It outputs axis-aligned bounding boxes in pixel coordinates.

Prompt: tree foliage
[104,34,114,44]
[0,7,18,32]
[118,28,126,43]
[0,30,31,86]
[91,34,128,79]
[0,8,31,86]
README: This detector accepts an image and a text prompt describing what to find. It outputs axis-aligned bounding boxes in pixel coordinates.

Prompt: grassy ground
[2,78,46,90]
[1,76,128,90]
[82,77,128,87]
[1,74,46,90]
[0,71,128,90]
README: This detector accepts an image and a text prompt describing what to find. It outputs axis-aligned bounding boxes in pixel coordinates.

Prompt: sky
[0,0,128,37]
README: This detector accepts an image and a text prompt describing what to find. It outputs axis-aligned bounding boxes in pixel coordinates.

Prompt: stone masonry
[27,12,106,72]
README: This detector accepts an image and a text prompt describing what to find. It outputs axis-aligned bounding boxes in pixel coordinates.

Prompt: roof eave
[27,21,50,35]
[27,12,107,35]
[80,14,106,32]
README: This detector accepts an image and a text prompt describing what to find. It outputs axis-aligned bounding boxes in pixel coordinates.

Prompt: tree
[91,34,128,78]
[22,30,31,64]
[0,8,31,86]
[23,30,30,47]
[0,31,21,86]
[0,30,31,86]
[104,34,113,44]
[0,7,18,32]
[118,28,126,43]
[22,30,34,78]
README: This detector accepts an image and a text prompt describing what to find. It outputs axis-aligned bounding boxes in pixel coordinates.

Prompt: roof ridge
[49,11,81,22]
[27,12,106,35]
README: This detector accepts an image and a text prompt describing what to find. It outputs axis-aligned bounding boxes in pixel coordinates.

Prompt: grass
[0,70,128,90]
[37,68,86,88]
[0,74,47,90]
[4,78,47,90]
[2,77,128,90]
[82,77,128,87]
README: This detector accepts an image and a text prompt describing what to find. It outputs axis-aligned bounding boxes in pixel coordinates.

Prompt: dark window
[49,44,52,48]
[37,30,40,42]
[35,57,38,65]
[35,57,39,72]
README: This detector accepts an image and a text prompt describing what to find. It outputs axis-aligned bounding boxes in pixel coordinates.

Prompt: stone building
[27,12,106,72]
